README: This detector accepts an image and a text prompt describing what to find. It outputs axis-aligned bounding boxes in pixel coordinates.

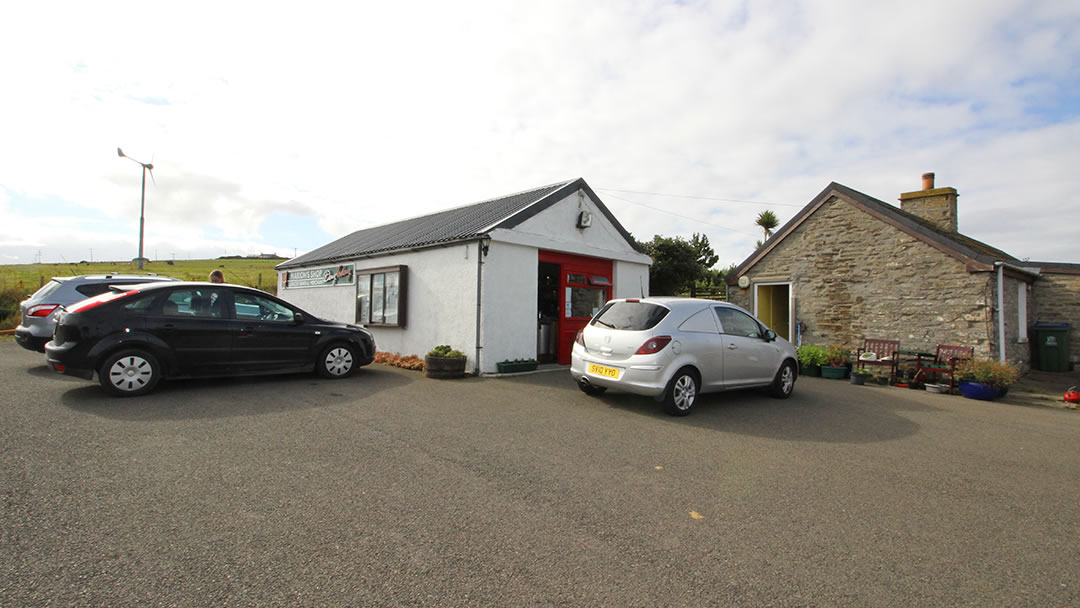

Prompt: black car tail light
[26,304,60,317]
[67,289,140,313]
[635,336,672,355]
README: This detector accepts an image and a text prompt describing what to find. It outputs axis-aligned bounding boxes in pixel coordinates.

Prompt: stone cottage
[725,174,1080,368]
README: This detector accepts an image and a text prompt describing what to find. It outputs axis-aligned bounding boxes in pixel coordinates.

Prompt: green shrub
[797,344,828,367]
[957,359,1019,387]
[0,287,22,330]
[427,345,465,358]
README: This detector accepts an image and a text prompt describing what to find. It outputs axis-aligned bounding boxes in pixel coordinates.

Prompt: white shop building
[275,178,652,374]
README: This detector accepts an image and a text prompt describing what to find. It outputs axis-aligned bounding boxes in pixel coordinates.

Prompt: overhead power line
[595,187,803,208]
[601,192,759,238]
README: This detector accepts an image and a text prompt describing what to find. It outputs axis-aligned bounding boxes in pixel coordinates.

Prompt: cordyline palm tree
[755,210,779,242]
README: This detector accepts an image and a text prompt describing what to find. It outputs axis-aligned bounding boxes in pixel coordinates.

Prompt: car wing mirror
[764,329,777,341]
[293,312,304,324]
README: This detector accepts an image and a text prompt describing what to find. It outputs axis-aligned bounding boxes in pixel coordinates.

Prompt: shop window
[567,286,607,318]
[589,276,611,287]
[568,273,588,284]
[356,265,408,327]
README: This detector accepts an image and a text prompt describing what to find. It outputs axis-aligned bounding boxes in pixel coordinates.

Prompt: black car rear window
[76,284,114,298]
[591,301,669,331]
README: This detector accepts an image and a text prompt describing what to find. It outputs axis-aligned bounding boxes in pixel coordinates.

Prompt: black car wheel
[663,368,699,416]
[318,343,356,379]
[769,361,797,398]
[99,349,162,397]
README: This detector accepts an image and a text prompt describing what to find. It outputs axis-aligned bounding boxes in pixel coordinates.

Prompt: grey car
[15,274,178,352]
[570,297,798,416]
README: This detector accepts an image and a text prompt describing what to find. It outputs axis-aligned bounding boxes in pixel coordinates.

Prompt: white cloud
[1,0,1078,269]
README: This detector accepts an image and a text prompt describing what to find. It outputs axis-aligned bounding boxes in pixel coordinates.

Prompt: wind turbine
[117,147,155,269]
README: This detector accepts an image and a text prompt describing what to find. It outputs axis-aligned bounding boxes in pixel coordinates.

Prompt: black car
[45,281,376,396]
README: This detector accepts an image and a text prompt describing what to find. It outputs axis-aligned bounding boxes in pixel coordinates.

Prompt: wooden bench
[915,344,974,394]
[855,338,900,382]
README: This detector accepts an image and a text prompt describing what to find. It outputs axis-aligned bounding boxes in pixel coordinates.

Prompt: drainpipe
[995,262,1006,362]
[474,239,487,375]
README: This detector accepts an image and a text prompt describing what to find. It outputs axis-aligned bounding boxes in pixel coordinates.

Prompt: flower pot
[425,355,466,379]
[800,364,821,377]
[821,365,847,379]
[876,376,890,385]
[496,361,538,374]
[958,380,997,401]
[850,374,866,385]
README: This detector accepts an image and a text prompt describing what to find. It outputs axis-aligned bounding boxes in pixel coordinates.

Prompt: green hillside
[0,258,284,330]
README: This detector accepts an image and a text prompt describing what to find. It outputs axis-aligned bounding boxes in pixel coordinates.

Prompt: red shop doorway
[537,250,612,365]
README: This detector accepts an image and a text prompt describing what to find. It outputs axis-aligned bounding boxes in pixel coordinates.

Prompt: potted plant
[875,373,890,385]
[497,358,538,373]
[821,345,850,379]
[425,345,467,379]
[850,368,873,385]
[797,345,827,377]
[955,359,1019,401]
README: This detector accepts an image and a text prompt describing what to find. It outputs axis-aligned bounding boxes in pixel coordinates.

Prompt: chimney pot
[921,172,935,190]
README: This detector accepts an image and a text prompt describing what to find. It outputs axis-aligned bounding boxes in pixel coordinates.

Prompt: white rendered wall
[479,240,539,371]
[487,188,652,266]
[277,243,482,370]
[614,260,650,299]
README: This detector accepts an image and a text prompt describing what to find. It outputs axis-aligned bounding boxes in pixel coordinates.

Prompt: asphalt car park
[2,342,1079,606]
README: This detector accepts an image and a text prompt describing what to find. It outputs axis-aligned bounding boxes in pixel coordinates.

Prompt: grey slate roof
[728,181,1026,283]
[278,178,640,270]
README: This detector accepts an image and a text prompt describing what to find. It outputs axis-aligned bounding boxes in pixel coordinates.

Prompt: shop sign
[284,264,355,288]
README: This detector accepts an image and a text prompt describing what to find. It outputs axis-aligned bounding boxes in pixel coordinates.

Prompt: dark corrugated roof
[728,182,1023,283]
[278,179,578,269]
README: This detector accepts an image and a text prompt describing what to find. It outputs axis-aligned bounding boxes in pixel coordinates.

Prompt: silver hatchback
[570,297,798,416]
[15,274,178,352]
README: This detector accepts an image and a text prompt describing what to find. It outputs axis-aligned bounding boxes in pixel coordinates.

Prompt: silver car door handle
[727,344,738,350]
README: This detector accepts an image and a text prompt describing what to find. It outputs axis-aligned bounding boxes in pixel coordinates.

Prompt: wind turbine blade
[117,147,125,157]
[147,167,156,185]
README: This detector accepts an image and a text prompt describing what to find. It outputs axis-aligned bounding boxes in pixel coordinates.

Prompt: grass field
[0,258,285,330]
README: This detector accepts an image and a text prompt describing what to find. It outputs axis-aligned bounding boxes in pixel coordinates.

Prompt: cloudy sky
[2,0,1078,269]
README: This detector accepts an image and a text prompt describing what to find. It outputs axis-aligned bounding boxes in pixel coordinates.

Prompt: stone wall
[1032,271,1080,366]
[730,195,998,359]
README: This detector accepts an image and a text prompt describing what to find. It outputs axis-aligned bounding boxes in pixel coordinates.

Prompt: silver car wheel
[108,355,154,393]
[324,346,354,377]
[672,374,697,410]
[780,364,795,395]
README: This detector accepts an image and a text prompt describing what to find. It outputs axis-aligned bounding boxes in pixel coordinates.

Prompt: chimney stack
[900,172,958,233]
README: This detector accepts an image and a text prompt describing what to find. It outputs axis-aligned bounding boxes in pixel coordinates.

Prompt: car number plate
[588,363,620,379]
